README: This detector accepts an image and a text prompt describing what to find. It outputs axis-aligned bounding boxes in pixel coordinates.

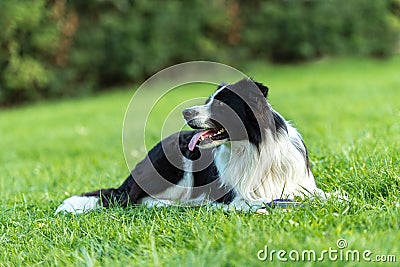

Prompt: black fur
[84,131,234,206]
[73,78,311,209]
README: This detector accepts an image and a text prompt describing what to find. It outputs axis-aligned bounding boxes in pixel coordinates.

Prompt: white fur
[139,197,174,207]
[139,157,209,207]
[55,196,99,214]
[209,85,227,101]
[215,119,321,209]
[183,85,226,127]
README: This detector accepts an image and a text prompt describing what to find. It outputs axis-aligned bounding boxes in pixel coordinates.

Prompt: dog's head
[183,78,273,151]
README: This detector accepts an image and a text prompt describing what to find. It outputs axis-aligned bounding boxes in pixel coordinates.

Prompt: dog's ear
[253,80,269,98]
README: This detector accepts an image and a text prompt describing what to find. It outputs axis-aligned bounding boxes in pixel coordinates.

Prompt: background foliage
[1,0,399,105]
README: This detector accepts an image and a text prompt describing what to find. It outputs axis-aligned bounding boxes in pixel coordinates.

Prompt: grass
[0,57,399,266]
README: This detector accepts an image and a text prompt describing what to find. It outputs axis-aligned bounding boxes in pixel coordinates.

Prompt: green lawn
[0,57,399,266]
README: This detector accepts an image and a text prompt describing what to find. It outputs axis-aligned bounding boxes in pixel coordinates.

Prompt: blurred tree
[59,0,231,94]
[0,0,60,104]
[0,0,399,106]
[240,0,400,62]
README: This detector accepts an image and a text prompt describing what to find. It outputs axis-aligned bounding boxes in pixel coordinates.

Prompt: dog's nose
[182,108,198,120]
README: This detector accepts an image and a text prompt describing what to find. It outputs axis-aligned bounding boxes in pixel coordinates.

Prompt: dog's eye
[216,101,225,107]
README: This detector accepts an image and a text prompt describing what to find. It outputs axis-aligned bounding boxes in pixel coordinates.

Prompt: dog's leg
[308,188,349,202]
[55,173,146,214]
[210,196,266,212]
[82,173,146,207]
[54,195,100,214]
[139,196,174,207]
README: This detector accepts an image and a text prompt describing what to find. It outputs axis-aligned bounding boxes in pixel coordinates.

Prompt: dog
[56,78,325,214]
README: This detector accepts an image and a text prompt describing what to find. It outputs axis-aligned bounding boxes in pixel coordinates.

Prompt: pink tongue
[188,130,211,151]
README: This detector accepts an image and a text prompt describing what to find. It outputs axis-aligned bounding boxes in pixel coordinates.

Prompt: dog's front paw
[55,195,100,215]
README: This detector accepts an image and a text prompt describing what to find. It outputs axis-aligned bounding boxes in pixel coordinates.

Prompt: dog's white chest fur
[215,125,319,204]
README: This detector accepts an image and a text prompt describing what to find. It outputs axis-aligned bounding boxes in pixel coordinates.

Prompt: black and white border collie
[56,78,325,214]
